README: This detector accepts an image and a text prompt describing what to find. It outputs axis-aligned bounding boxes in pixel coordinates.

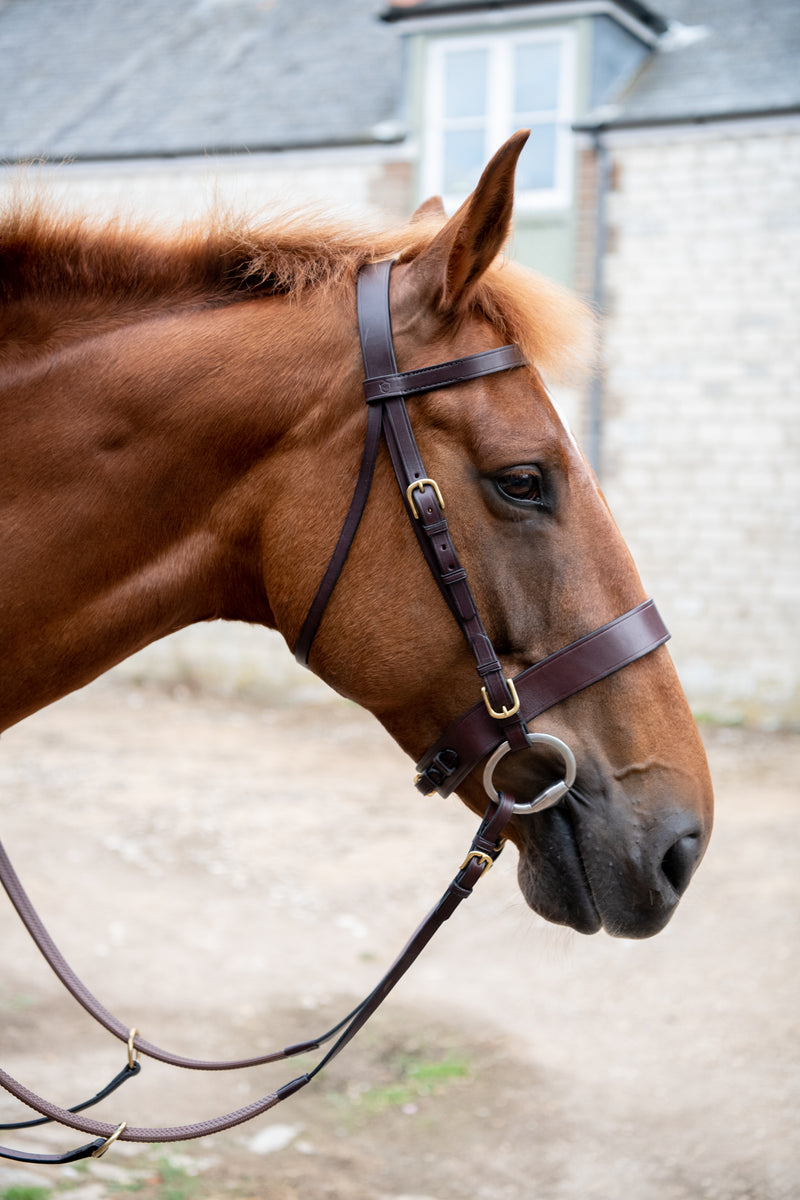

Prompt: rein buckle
[91,1121,127,1159]
[127,1028,139,1071]
[459,850,495,875]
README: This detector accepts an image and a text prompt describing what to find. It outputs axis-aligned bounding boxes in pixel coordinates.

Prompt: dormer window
[423,27,576,211]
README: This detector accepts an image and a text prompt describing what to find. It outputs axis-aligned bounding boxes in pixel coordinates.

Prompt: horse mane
[0,197,593,382]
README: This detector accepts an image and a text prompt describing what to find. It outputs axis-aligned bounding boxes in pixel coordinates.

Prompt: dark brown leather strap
[293,399,383,666]
[356,261,532,748]
[0,839,324,1072]
[294,256,530,752]
[0,1063,140,1132]
[362,343,527,402]
[415,599,670,795]
[0,794,515,1158]
[305,790,514,1078]
[0,1135,116,1166]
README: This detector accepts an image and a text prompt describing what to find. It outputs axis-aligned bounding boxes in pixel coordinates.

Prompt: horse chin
[514,801,685,940]
[516,806,602,936]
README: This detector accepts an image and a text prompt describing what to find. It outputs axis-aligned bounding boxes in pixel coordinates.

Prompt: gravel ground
[0,676,797,1200]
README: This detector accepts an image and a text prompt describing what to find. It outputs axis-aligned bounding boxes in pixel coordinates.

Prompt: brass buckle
[459,850,494,874]
[127,1028,139,1070]
[481,677,520,720]
[406,478,445,520]
[92,1121,127,1158]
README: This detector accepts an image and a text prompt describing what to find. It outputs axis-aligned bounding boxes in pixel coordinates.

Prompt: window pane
[443,48,488,119]
[515,123,557,190]
[443,128,485,195]
[514,42,560,112]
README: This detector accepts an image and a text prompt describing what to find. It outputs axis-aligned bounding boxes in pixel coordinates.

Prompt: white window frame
[422,26,577,213]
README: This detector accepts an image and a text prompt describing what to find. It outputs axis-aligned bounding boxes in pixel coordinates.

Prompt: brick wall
[599,120,800,727]
[573,144,600,306]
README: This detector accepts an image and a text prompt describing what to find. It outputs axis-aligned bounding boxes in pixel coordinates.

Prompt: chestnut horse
[0,132,712,941]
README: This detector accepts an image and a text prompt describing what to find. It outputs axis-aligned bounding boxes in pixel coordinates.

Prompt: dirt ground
[0,675,797,1200]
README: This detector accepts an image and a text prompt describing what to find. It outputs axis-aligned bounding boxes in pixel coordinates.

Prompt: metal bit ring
[483,732,577,815]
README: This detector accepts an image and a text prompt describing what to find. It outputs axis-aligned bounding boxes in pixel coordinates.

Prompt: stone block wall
[0,147,413,228]
[599,120,800,727]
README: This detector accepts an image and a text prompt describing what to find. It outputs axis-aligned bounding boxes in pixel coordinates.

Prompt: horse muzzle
[513,768,710,939]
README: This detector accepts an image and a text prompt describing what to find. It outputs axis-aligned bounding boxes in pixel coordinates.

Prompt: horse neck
[0,288,357,729]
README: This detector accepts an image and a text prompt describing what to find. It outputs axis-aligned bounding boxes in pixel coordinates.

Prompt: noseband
[0,260,669,1164]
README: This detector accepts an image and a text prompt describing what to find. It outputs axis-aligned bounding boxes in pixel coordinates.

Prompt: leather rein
[0,260,669,1164]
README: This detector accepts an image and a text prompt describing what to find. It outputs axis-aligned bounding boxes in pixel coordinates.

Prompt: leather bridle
[297,260,669,807]
[0,260,669,1165]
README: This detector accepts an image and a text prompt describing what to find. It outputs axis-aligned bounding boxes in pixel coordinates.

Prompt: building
[1,0,798,725]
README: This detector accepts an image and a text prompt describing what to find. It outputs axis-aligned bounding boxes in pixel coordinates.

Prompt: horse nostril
[661,832,702,896]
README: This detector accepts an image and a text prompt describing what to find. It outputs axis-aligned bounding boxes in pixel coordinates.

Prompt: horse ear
[400,129,530,317]
[410,195,446,223]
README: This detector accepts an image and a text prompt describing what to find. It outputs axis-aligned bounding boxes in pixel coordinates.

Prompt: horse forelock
[0,198,593,383]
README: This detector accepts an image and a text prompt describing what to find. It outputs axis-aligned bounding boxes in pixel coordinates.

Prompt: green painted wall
[509,217,575,286]
[401,15,609,288]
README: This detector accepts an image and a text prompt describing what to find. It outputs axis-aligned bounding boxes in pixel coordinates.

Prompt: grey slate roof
[0,0,797,162]
[0,0,402,161]
[602,0,800,125]
[382,0,669,35]
[384,0,800,125]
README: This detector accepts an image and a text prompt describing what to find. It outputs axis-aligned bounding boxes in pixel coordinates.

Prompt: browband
[362,344,527,402]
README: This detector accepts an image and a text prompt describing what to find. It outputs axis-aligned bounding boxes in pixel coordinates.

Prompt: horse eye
[494,467,544,505]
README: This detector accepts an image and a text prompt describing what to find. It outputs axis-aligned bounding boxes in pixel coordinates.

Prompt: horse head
[277,132,713,938]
